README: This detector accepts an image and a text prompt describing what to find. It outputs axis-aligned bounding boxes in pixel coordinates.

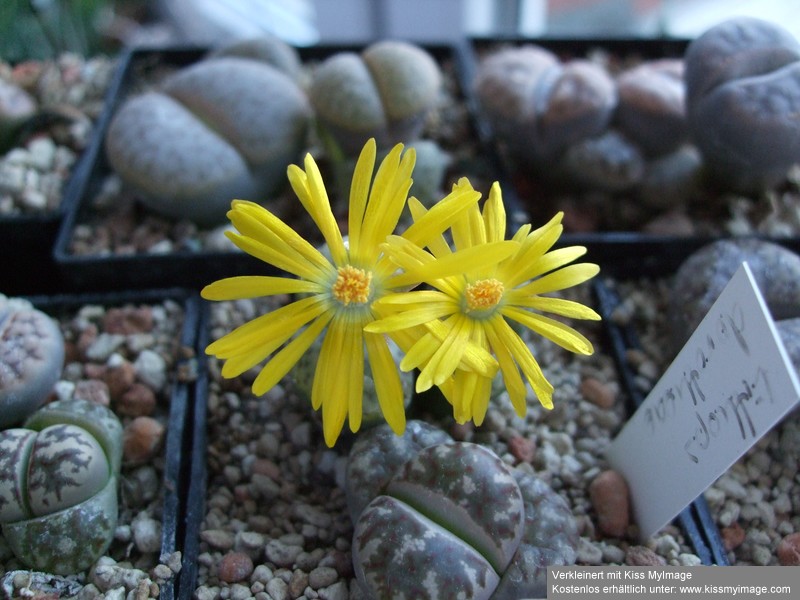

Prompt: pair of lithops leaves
[345,421,579,599]
[106,36,442,226]
[0,398,123,574]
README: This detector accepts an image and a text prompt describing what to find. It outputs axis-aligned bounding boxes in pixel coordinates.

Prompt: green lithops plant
[310,40,442,156]
[0,294,65,429]
[0,398,123,574]
[347,421,579,599]
[105,45,312,226]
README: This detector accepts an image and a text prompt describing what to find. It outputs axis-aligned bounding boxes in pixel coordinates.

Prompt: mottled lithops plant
[0,398,122,574]
[310,41,442,156]
[106,41,311,226]
[685,17,800,192]
[347,421,579,599]
[0,294,65,429]
[473,45,617,164]
[668,239,800,351]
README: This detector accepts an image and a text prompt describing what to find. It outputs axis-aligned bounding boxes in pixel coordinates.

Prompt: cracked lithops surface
[0,294,65,429]
[345,420,451,523]
[0,398,121,574]
[493,469,579,599]
[347,422,578,599]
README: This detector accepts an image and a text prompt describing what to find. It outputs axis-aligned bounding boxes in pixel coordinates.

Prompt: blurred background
[2,0,799,61]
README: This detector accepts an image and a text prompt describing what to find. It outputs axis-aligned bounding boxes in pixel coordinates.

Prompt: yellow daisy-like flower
[366,179,601,425]
[201,139,490,446]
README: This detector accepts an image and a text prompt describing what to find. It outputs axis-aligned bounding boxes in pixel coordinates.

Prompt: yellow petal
[202,276,322,300]
[366,294,457,333]
[401,183,482,248]
[514,263,601,297]
[206,295,328,358]
[511,246,587,287]
[358,144,414,262]
[347,138,376,262]
[487,317,554,408]
[484,321,527,416]
[483,182,506,244]
[287,160,347,266]
[469,374,494,426]
[225,231,326,282]
[390,240,519,289]
[230,200,332,274]
[407,198,452,258]
[365,333,406,435]
[416,314,472,390]
[503,306,595,355]
[346,323,365,434]
[509,295,602,321]
[251,311,332,396]
[315,318,361,447]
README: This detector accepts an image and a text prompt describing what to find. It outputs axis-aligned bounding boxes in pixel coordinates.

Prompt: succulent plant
[208,34,303,81]
[473,45,617,165]
[685,17,800,192]
[668,239,800,351]
[105,41,312,226]
[0,398,123,574]
[0,294,65,429]
[347,421,579,599]
[310,40,442,156]
[615,59,687,157]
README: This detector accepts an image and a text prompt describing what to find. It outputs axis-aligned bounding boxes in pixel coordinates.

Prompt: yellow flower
[366,180,601,425]
[201,139,486,446]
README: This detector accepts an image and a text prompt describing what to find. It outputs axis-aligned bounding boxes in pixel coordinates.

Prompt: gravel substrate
[608,276,800,565]
[0,296,192,598]
[0,54,116,216]
[195,283,702,599]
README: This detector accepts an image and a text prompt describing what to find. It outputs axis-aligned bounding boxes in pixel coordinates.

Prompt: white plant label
[607,262,800,540]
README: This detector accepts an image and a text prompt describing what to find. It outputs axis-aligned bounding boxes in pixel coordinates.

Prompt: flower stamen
[332,265,373,306]
[465,278,504,312]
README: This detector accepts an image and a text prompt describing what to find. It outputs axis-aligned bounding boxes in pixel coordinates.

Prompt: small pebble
[308,566,337,589]
[580,377,616,408]
[589,469,630,537]
[777,532,800,565]
[123,416,165,464]
[721,522,746,551]
[218,552,254,583]
[626,545,666,566]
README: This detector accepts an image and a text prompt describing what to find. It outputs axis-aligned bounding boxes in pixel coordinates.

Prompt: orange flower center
[465,278,504,312]
[332,265,372,306]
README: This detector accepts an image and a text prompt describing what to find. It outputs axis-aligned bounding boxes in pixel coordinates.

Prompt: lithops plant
[310,41,442,156]
[347,421,579,599]
[685,17,800,192]
[0,397,123,574]
[0,294,65,429]
[668,239,800,352]
[105,41,312,226]
[473,45,617,166]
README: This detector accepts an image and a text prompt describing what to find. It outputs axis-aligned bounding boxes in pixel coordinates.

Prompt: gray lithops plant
[347,421,579,599]
[615,59,687,157]
[473,45,617,165]
[310,41,442,156]
[685,17,800,192]
[106,42,312,226]
[0,398,123,574]
[668,239,800,351]
[0,294,65,429]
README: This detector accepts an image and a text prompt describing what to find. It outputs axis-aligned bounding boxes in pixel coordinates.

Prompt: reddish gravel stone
[721,522,746,551]
[589,469,630,537]
[626,545,666,566]
[580,377,616,409]
[777,532,800,565]
[508,435,536,463]
[218,551,254,583]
